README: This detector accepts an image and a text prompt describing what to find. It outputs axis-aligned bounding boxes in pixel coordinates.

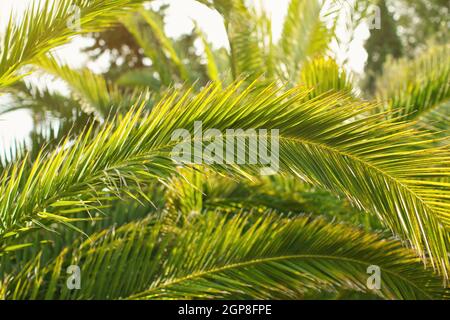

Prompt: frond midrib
[155,130,444,228]
[128,253,432,300]
[12,130,443,241]
[279,136,439,219]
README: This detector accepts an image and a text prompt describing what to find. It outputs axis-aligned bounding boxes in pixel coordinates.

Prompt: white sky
[0,0,369,153]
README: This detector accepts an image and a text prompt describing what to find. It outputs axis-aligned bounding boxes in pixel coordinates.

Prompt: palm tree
[0,0,448,300]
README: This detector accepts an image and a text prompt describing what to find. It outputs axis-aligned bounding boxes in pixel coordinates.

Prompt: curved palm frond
[2,212,447,300]
[280,0,336,82]
[197,0,268,81]
[0,81,95,171]
[299,56,353,99]
[122,11,190,87]
[165,167,204,220]
[0,81,79,117]
[201,174,384,230]
[139,10,190,83]
[225,4,267,81]
[34,55,142,119]
[0,81,449,276]
[194,23,222,86]
[0,0,147,89]
[376,44,450,125]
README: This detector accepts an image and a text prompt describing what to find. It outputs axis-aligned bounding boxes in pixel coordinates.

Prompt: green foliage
[376,45,450,127]
[0,0,449,301]
[1,81,449,276]
[35,55,142,119]
[2,212,447,300]
[280,0,335,82]
[0,0,147,89]
[387,0,449,53]
[363,0,403,93]
[299,57,353,98]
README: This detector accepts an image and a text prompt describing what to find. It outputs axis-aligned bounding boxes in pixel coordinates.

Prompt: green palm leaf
[0,0,147,89]
[194,23,222,86]
[35,55,141,118]
[299,56,353,98]
[0,81,449,277]
[280,0,336,82]
[197,0,267,81]
[2,212,447,300]
[376,44,450,124]
[122,10,190,87]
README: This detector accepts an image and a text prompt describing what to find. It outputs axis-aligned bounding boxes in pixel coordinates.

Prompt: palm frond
[199,0,267,81]
[140,10,190,82]
[299,56,353,99]
[0,190,164,277]
[376,44,450,125]
[0,81,79,117]
[122,11,190,87]
[2,212,447,300]
[0,81,94,169]
[280,0,336,82]
[0,0,147,89]
[226,4,267,81]
[0,81,449,277]
[194,23,222,86]
[203,174,384,230]
[35,55,140,119]
[164,167,204,224]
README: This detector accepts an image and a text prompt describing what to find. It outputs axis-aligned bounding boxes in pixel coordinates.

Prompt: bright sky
[0,0,369,153]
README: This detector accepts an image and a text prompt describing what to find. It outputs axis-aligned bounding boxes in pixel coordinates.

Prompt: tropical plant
[0,0,448,300]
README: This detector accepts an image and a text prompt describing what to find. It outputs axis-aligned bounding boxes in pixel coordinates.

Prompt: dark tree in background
[363,0,403,94]
[82,5,168,81]
[363,0,449,93]
[82,4,209,85]
[394,0,449,51]
[84,24,146,77]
